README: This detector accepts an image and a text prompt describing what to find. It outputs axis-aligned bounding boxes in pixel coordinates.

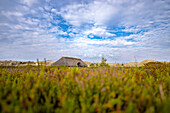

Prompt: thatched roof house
[52,56,87,67]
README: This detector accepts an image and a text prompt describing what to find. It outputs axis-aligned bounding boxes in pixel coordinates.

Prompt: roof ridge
[62,56,81,60]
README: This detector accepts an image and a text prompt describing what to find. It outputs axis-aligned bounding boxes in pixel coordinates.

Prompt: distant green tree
[37,58,39,67]
[100,57,108,66]
[102,57,107,64]
[44,58,46,66]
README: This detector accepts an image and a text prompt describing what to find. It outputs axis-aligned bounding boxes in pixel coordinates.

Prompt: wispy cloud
[19,0,38,7]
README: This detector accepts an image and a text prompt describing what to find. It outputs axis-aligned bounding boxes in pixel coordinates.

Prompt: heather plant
[89,63,95,67]
[96,63,99,67]
[0,63,169,113]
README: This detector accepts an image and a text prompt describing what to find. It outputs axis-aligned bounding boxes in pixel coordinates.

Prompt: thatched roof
[52,56,87,67]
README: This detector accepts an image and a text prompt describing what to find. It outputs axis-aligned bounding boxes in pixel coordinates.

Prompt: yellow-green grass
[0,64,170,113]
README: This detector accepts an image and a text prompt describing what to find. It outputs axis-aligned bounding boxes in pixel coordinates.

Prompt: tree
[44,58,46,66]
[100,57,108,66]
[37,58,39,67]
[102,57,107,64]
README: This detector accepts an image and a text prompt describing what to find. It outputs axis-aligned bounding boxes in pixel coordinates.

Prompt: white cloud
[83,26,115,38]
[60,0,169,30]
[72,37,136,47]
[51,8,57,13]
[1,11,23,17]
[60,1,119,26]
[44,5,51,11]
[122,27,141,33]
[20,0,38,7]
[59,0,134,26]
[60,3,92,26]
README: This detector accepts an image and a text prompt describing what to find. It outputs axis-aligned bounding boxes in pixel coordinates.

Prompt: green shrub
[90,63,95,67]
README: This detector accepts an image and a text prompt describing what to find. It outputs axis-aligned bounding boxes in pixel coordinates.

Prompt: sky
[0,0,170,62]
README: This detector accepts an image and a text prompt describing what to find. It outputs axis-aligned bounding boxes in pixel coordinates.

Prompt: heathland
[0,59,169,67]
[0,62,169,113]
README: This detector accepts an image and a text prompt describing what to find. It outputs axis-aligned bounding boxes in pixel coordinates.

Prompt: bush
[90,63,95,67]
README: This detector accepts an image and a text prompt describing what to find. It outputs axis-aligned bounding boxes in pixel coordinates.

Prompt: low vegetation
[0,63,170,113]
[90,57,109,67]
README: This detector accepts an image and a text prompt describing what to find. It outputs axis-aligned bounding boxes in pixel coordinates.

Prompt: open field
[85,60,169,67]
[0,59,169,67]
[0,63,170,113]
[0,60,54,66]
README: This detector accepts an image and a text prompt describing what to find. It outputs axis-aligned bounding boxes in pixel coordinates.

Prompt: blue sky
[0,0,170,62]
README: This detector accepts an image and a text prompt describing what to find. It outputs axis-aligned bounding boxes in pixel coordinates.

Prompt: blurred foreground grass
[0,64,170,113]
